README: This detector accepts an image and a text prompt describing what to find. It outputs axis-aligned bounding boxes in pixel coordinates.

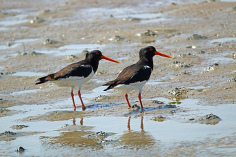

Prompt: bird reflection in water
[120,116,155,149]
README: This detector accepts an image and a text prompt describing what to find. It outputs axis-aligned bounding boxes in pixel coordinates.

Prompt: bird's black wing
[36,61,92,84]
[103,64,152,90]
[123,65,152,84]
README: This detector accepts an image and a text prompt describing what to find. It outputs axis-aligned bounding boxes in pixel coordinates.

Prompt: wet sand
[0,0,236,156]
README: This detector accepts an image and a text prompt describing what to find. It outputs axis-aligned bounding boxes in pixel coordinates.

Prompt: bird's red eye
[95,52,99,55]
[149,48,153,51]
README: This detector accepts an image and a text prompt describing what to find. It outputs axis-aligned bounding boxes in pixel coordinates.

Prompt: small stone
[131,104,140,110]
[202,63,219,73]
[186,45,196,49]
[151,116,166,122]
[109,35,125,42]
[197,114,221,125]
[187,34,207,40]
[136,30,158,37]
[199,50,206,54]
[227,76,236,82]
[19,51,41,56]
[30,16,44,24]
[67,55,78,60]
[11,125,29,130]
[172,61,193,68]
[93,95,109,102]
[178,53,195,58]
[122,17,140,22]
[0,131,17,136]
[16,146,25,153]
[152,100,164,104]
[43,38,58,45]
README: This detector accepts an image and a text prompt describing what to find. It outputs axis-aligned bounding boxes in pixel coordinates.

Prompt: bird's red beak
[155,51,172,58]
[101,55,119,63]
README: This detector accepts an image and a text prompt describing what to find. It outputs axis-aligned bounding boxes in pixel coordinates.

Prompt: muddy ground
[0,0,236,156]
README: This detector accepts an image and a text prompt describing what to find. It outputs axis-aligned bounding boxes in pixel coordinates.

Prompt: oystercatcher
[36,50,119,111]
[103,46,171,108]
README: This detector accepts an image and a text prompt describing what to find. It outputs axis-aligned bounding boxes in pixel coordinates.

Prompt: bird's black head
[85,50,119,64]
[139,46,171,61]
[85,50,103,63]
[139,46,157,61]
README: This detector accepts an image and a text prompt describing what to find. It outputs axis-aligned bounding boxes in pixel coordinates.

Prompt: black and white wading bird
[103,46,171,109]
[36,50,119,111]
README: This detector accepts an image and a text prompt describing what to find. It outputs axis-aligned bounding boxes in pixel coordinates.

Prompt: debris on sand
[168,87,189,101]
[189,114,221,125]
[186,45,197,49]
[152,100,164,104]
[227,76,236,82]
[187,34,207,40]
[93,95,110,102]
[202,63,219,73]
[136,30,158,37]
[109,35,125,42]
[11,125,29,130]
[178,53,195,58]
[43,38,59,45]
[67,55,78,61]
[121,17,141,22]
[172,61,193,68]
[176,71,191,76]
[0,131,17,141]
[16,146,25,153]
[98,139,121,145]
[18,51,42,56]
[229,52,236,59]
[151,116,166,122]
[0,131,17,136]
[85,131,114,140]
[30,16,45,24]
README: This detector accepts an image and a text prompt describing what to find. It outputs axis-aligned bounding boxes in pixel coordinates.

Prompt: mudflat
[0,0,236,156]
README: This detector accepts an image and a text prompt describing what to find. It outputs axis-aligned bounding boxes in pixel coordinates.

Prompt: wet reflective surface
[1,97,236,156]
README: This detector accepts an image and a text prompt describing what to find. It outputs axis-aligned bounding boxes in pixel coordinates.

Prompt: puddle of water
[37,44,105,56]
[116,13,162,19]
[141,17,170,24]
[115,12,169,24]
[10,89,41,95]
[210,57,235,64]
[0,14,29,26]
[0,43,19,50]
[186,85,209,90]
[0,38,39,50]
[1,100,235,156]
[146,79,164,85]
[210,37,236,43]
[58,44,104,51]
[15,38,39,43]
[11,71,46,77]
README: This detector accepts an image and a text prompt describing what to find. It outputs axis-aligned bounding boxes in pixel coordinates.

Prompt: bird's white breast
[52,70,95,88]
[113,80,147,93]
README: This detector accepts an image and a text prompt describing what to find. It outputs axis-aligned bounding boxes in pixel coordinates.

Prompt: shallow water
[36,44,105,56]
[0,97,236,156]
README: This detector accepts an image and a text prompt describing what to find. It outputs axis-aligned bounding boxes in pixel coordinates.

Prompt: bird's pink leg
[138,92,143,108]
[125,93,131,108]
[71,88,76,111]
[78,90,86,111]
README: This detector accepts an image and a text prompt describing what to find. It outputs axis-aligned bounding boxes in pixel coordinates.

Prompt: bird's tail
[103,80,117,91]
[35,74,54,85]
